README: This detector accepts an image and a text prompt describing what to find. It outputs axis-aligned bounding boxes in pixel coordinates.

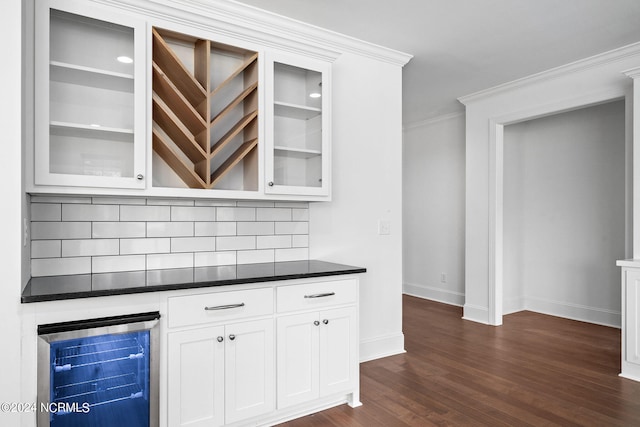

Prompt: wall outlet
[378,220,391,235]
[440,273,447,283]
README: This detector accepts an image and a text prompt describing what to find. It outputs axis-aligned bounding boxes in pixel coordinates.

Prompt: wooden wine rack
[152,28,259,189]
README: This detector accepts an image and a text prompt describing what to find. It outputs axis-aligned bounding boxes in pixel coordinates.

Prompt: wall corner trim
[458,41,640,106]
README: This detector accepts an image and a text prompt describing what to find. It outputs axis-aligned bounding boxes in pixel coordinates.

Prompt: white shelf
[274,101,321,120]
[50,61,134,92]
[50,121,134,142]
[274,146,321,159]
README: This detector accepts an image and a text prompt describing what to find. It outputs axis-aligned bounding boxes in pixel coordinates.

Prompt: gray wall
[403,114,466,305]
[503,100,626,326]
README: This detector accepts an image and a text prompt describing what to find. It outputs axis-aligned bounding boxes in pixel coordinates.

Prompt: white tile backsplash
[171,237,216,253]
[194,251,237,267]
[32,222,91,240]
[257,208,291,221]
[195,222,236,236]
[216,236,256,251]
[275,221,309,235]
[92,255,146,273]
[30,196,309,277]
[146,253,193,270]
[237,249,275,264]
[31,240,61,258]
[32,257,91,276]
[237,222,274,236]
[147,222,194,238]
[93,222,146,238]
[257,235,292,249]
[62,204,119,221]
[171,206,216,221]
[275,247,309,262]
[31,203,61,221]
[62,239,119,257]
[120,205,171,222]
[120,238,170,255]
[216,207,256,222]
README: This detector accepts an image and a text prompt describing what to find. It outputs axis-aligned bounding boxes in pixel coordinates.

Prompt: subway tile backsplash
[30,197,310,277]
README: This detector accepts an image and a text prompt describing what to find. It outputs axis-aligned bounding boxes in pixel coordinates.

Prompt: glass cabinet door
[34,0,146,189]
[265,53,331,197]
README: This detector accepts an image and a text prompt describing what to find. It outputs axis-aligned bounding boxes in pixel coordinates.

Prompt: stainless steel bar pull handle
[304,292,335,299]
[204,303,245,311]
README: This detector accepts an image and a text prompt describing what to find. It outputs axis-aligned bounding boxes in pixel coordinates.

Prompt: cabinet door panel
[320,307,357,397]
[168,326,225,427]
[626,270,640,364]
[34,0,146,189]
[276,312,320,408]
[225,319,275,424]
[265,52,331,197]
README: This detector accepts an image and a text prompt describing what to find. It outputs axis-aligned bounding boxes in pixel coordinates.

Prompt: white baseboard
[359,332,405,362]
[524,296,621,328]
[403,282,464,306]
[462,303,490,324]
[503,296,525,315]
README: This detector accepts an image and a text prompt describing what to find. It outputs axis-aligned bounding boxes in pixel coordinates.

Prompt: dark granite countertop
[21,260,366,303]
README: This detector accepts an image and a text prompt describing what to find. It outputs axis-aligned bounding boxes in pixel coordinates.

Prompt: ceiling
[234,0,640,125]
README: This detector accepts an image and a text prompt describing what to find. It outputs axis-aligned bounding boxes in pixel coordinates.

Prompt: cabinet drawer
[168,288,273,328]
[277,279,357,313]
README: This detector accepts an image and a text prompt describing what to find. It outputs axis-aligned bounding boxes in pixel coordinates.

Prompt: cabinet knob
[136,174,144,180]
[323,319,329,325]
[229,334,236,341]
[217,336,224,343]
[313,320,320,326]
[268,181,274,187]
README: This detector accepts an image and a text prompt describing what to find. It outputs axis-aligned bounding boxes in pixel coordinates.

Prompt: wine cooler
[37,312,160,427]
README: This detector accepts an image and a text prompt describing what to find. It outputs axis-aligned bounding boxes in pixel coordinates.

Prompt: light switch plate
[378,220,391,235]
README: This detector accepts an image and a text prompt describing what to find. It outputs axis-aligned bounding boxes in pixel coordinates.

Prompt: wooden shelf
[153,129,207,189]
[274,102,321,120]
[210,138,258,188]
[50,61,133,92]
[211,110,258,158]
[153,94,207,163]
[153,62,207,136]
[152,27,259,190]
[152,28,207,107]
[211,81,258,127]
[274,146,321,159]
[211,53,258,98]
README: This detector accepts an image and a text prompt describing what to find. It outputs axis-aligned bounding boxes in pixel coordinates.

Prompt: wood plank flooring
[278,295,640,426]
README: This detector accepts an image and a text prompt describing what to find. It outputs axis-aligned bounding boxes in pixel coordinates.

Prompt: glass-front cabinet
[34,0,146,189]
[265,53,331,197]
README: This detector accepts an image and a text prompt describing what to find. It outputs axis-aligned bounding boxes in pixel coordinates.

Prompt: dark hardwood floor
[279,295,640,426]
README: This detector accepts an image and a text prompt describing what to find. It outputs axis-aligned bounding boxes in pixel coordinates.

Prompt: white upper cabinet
[265,53,331,197]
[29,0,336,200]
[34,0,146,189]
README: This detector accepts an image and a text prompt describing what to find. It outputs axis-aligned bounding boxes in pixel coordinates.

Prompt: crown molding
[459,41,640,106]
[623,66,640,79]
[94,0,412,66]
[403,111,464,131]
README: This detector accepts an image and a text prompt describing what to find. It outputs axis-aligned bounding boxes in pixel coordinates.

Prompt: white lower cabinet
[621,267,640,381]
[277,307,357,409]
[168,319,274,427]
[165,278,359,426]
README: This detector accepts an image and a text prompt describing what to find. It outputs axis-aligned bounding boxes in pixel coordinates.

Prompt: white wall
[459,43,640,325]
[0,0,25,425]
[503,101,626,326]
[310,53,405,361]
[402,114,466,306]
